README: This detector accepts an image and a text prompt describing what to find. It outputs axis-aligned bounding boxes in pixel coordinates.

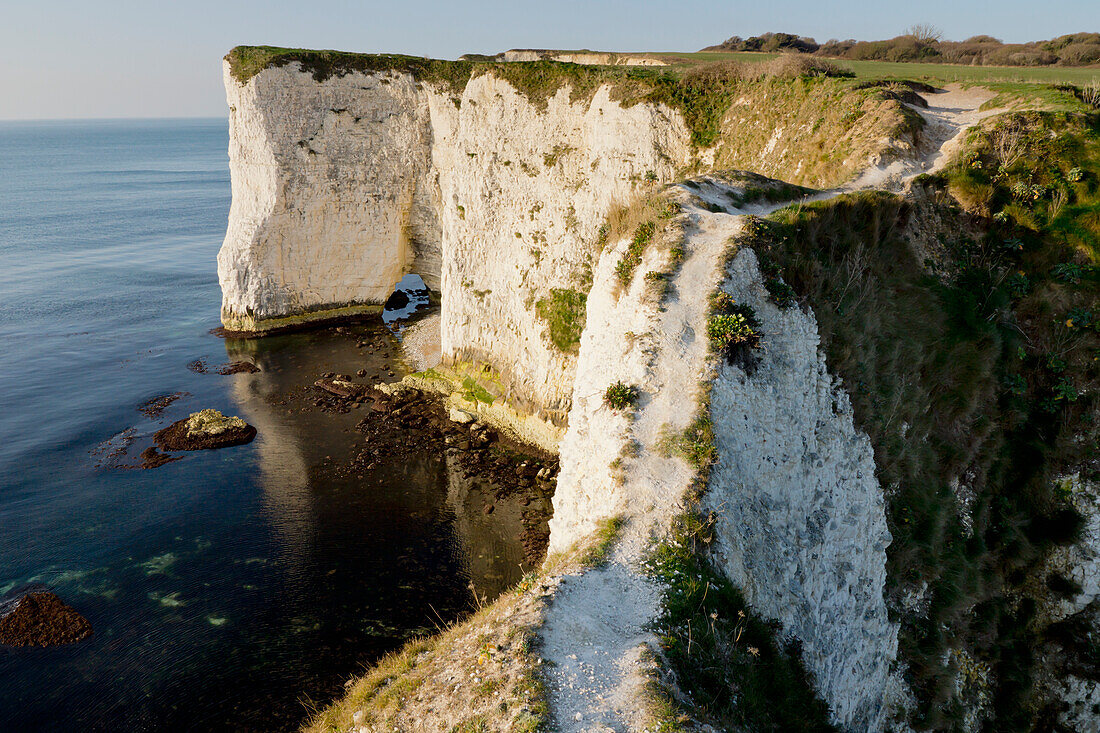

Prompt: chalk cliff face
[220,60,690,419]
[706,248,901,731]
[548,200,905,731]
[219,65,438,333]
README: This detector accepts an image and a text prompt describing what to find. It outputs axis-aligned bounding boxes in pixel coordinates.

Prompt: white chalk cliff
[220,60,690,422]
[218,56,966,731]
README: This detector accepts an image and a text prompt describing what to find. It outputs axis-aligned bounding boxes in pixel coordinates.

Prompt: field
[624,51,1099,111]
[645,50,1100,85]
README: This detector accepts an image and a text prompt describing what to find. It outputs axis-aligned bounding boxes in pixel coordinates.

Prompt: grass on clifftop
[650,50,1100,87]
[225,46,907,152]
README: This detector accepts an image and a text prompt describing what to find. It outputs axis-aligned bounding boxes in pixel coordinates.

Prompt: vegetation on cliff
[740,109,1100,726]
[642,512,836,731]
[225,46,914,155]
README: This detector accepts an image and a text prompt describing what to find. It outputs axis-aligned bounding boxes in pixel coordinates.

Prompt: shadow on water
[2,317,545,732]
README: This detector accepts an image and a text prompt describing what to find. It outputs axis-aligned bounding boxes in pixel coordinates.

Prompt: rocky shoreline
[300,367,558,566]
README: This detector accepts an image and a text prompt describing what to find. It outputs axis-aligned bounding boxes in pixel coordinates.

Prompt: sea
[0,119,529,731]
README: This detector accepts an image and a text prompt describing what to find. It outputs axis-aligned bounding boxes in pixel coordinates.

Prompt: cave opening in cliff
[382,273,433,324]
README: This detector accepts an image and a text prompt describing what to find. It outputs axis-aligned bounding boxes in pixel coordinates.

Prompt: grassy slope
[710,74,920,188]
[741,111,1100,728]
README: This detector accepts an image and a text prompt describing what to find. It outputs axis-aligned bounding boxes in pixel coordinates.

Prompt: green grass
[578,516,625,567]
[226,46,474,91]
[749,156,1100,726]
[616,221,657,285]
[535,288,587,353]
[637,51,1098,112]
[642,513,835,731]
[645,50,1100,87]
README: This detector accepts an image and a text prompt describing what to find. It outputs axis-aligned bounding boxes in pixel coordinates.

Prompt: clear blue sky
[1,0,1097,120]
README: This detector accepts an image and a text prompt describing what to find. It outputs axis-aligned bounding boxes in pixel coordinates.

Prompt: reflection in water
[2,319,543,733]
[223,318,536,604]
[445,451,529,600]
[224,338,315,574]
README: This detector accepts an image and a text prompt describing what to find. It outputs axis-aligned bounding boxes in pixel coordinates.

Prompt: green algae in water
[139,553,178,576]
[148,591,186,608]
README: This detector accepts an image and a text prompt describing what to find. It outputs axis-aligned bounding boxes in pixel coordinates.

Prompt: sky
[1,0,1098,120]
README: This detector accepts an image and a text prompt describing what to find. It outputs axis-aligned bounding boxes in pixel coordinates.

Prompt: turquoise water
[0,120,529,730]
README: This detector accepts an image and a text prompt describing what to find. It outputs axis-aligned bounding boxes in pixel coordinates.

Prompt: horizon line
[0,114,229,124]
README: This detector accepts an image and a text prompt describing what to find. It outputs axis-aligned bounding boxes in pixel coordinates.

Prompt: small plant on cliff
[604,381,638,411]
[657,413,716,470]
[461,376,494,405]
[757,257,798,308]
[706,300,762,364]
[644,270,673,303]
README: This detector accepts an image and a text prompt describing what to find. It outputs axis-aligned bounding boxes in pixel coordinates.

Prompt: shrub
[707,297,762,364]
[604,381,638,410]
[615,221,657,286]
[707,313,761,356]
[765,278,796,308]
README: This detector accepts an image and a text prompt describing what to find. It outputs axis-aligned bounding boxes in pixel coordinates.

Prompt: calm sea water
[0,119,530,731]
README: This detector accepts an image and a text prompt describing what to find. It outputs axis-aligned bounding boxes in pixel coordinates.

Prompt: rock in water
[314,378,365,399]
[384,290,409,310]
[154,409,257,451]
[215,361,260,375]
[0,592,93,647]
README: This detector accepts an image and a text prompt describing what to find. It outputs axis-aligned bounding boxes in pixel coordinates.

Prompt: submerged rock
[314,377,365,400]
[0,591,93,647]
[154,409,256,451]
[137,392,190,419]
[139,446,182,469]
[215,361,260,375]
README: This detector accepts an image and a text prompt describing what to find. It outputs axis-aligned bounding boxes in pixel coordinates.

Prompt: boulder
[215,361,260,375]
[448,406,475,424]
[154,409,256,451]
[384,290,410,310]
[314,378,364,399]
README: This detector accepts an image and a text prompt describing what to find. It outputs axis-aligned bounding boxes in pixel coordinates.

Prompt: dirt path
[538,85,1001,733]
[849,84,1001,191]
[540,200,744,732]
